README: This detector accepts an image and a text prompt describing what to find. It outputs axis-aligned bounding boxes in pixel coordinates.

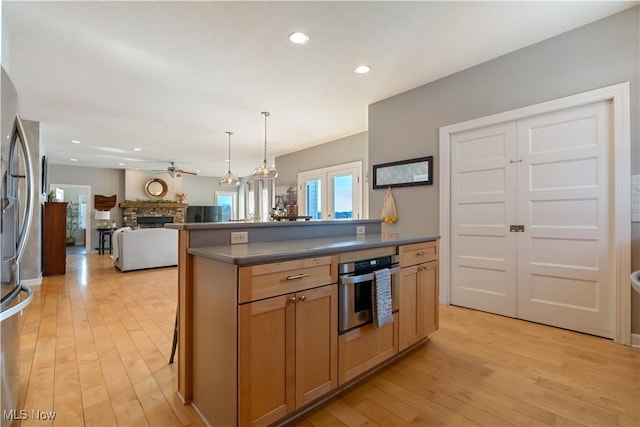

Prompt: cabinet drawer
[338,313,398,385]
[399,241,438,267]
[239,256,337,303]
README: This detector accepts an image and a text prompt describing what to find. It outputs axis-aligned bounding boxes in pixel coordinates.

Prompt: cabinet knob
[288,296,296,303]
[299,295,306,302]
[416,251,426,256]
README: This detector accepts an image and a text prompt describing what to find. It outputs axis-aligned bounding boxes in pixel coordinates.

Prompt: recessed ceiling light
[354,65,371,74]
[289,31,309,45]
[118,163,125,166]
[71,140,81,144]
[70,158,78,162]
[133,148,141,151]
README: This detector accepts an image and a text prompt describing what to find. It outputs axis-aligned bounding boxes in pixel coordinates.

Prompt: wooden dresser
[43,201,67,276]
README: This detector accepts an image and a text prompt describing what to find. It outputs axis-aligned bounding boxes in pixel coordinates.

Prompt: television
[186,205,222,223]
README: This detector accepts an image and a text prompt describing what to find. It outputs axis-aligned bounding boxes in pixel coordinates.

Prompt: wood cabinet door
[295,284,337,407]
[43,201,67,276]
[239,295,295,427]
[421,261,439,336]
[399,264,421,351]
[337,313,398,385]
[399,261,439,351]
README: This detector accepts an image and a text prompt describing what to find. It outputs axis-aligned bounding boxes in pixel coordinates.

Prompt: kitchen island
[167,220,439,427]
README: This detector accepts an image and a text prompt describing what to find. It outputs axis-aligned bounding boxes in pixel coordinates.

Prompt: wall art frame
[372,155,433,189]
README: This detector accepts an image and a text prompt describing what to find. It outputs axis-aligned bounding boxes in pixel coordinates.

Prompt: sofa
[112,227,178,272]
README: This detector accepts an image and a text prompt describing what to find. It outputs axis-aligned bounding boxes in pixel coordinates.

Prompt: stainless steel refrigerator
[1,67,35,427]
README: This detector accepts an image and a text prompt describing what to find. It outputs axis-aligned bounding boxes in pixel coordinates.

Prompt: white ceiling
[3,1,636,178]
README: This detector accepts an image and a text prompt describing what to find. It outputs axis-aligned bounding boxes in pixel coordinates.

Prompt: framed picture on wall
[372,156,433,189]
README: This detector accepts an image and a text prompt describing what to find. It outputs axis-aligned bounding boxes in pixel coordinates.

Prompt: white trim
[631,333,640,349]
[298,161,363,220]
[21,276,42,286]
[49,183,93,255]
[439,82,632,345]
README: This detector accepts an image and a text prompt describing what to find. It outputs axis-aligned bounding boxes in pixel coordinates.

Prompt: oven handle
[339,265,401,285]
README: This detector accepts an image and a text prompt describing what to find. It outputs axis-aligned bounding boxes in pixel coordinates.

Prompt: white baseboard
[22,276,43,286]
[631,333,640,348]
[190,402,210,427]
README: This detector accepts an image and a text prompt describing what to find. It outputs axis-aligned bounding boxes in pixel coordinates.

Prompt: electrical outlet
[356,226,365,235]
[230,231,248,244]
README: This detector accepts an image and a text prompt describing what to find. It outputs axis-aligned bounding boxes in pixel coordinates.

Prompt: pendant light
[251,111,278,179]
[219,131,240,187]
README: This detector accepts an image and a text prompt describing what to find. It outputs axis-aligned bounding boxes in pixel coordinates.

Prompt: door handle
[509,225,525,232]
[0,285,34,322]
[340,265,401,285]
[11,116,34,264]
[287,273,311,280]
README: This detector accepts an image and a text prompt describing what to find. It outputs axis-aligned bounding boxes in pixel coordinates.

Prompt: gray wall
[275,131,369,216]
[2,11,10,69]
[124,169,235,206]
[368,7,639,332]
[275,131,368,186]
[50,164,238,233]
[49,164,125,250]
[182,174,233,206]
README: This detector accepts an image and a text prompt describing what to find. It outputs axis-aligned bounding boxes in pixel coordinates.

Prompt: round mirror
[144,178,168,199]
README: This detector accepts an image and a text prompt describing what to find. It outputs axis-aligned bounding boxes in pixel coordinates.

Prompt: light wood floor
[17,253,639,427]
[17,253,203,427]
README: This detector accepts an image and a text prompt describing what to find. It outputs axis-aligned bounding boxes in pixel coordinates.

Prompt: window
[298,161,362,220]
[305,178,322,219]
[78,193,87,229]
[242,178,274,222]
[247,188,255,220]
[215,191,237,222]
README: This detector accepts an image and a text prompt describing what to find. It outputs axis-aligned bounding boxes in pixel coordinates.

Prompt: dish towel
[372,268,393,328]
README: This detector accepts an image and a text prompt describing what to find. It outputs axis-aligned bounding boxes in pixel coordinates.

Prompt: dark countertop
[167,218,382,230]
[187,233,439,266]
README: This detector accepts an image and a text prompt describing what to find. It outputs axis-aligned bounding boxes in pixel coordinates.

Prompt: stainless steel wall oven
[338,254,399,334]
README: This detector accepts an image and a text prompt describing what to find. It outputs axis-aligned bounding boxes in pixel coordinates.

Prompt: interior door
[516,101,614,337]
[450,101,614,337]
[450,122,518,317]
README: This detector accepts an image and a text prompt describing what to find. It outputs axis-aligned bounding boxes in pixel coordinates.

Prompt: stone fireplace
[137,216,174,228]
[119,201,187,229]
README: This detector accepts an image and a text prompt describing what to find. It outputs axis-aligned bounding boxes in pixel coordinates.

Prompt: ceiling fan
[155,161,197,178]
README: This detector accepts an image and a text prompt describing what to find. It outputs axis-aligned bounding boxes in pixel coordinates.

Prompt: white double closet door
[450,100,614,338]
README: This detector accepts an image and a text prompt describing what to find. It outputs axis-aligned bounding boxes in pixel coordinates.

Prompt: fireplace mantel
[119,200,188,228]
[120,201,188,209]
